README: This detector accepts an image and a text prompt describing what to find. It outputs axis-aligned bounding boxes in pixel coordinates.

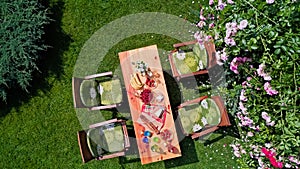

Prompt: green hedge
[0,0,49,101]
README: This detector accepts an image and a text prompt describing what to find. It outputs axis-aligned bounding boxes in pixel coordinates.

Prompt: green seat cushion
[102,125,124,153]
[179,103,202,134]
[204,98,221,126]
[172,43,208,75]
[99,79,122,105]
[178,98,221,134]
[193,43,208,68]
[87,124,125,157]
[80,80,100,107]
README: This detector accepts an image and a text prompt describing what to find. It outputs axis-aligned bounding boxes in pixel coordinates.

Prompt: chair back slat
[77,131,94,163]
[72,77,86,108]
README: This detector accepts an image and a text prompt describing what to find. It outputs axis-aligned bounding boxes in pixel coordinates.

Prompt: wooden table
[119,45,181,165]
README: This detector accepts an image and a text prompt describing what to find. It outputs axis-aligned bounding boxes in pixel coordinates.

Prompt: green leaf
[242,39,247,46]
[274,48,281,54]
[289,49,295,53]
[281,46,288,52]
[274,45,281,48]
[277,38,284,45]
[251,46,258,50]
[232,48,240,54]
[268,31,275,37]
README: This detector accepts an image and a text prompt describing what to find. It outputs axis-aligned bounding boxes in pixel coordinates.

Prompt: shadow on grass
[164,137,199,168]
[163,71,182,109]
[163,72,200,168]
[119,126,141,165]
[0,1,71,117]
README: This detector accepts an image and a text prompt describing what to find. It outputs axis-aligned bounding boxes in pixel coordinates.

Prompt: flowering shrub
[191,0,299,168]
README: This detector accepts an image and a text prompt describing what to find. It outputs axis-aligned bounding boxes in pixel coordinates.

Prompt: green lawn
[0,0,240,168]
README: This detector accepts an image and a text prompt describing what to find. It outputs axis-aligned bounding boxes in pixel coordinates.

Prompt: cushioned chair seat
[99,79,122,105]
[80,79,122,107]
[77,118,130,163]
[87,125,124,158]
[178,98,221,135]
[102,125,124,152]
[172,43,208,75]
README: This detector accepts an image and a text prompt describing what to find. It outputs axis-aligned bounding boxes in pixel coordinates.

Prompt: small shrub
[0,0,49,101]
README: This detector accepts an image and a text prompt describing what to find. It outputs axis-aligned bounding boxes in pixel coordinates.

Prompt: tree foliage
[0,0,49,101]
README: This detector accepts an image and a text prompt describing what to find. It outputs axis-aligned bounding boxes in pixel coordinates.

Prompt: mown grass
[0,0,239,168]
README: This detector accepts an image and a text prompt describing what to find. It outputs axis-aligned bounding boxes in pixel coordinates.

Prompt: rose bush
[190,0,299,168]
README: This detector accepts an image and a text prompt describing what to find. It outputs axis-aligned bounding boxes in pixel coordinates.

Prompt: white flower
[199,44,205,50]
[258,157,264,166]
[249,152,253,158]
[233,151,241,157]
[231,22,237,28]
[285,163,292,168]
[265,143,272,148]
[201,100,208,109]
[201,117,208,126]
[199,60,204,69]
[225,22,231,29]
[98,85,104,95]
[240,89,247,102]
[216,51,224,65]
[226,29,232,37]
[238,20,248,30]
[221,49,228,61]
[197,21,206,28]
[227,0,234,4]
[176,51,186,60]
[247,132,254,137]
[90,88,97,99]
[241,149,246,154]
[192,124,202,132]
[263,73,272,81]
[267,120,275,126]
[214,33,219,40]
[261,111,271,122]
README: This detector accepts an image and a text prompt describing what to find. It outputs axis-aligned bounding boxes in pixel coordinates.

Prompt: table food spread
[119,45,182,164]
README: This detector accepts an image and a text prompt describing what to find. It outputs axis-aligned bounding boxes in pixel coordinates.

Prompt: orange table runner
[119,45,181,165]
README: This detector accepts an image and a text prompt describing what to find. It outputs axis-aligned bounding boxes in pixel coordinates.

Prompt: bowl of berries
[140,89,152,104]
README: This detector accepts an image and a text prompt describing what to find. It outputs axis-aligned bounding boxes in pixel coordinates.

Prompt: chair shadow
[163,71,182,109]
[119,125,141,165]
[225,113,241,139]
[0,1,71,117]
[164,137,199,168]
[200,113,241,145]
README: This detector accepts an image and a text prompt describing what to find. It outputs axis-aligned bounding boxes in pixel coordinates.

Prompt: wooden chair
[77,118,130,163]
[72,71,123,111]
[168,40,217,81]
[176,95,231,139]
